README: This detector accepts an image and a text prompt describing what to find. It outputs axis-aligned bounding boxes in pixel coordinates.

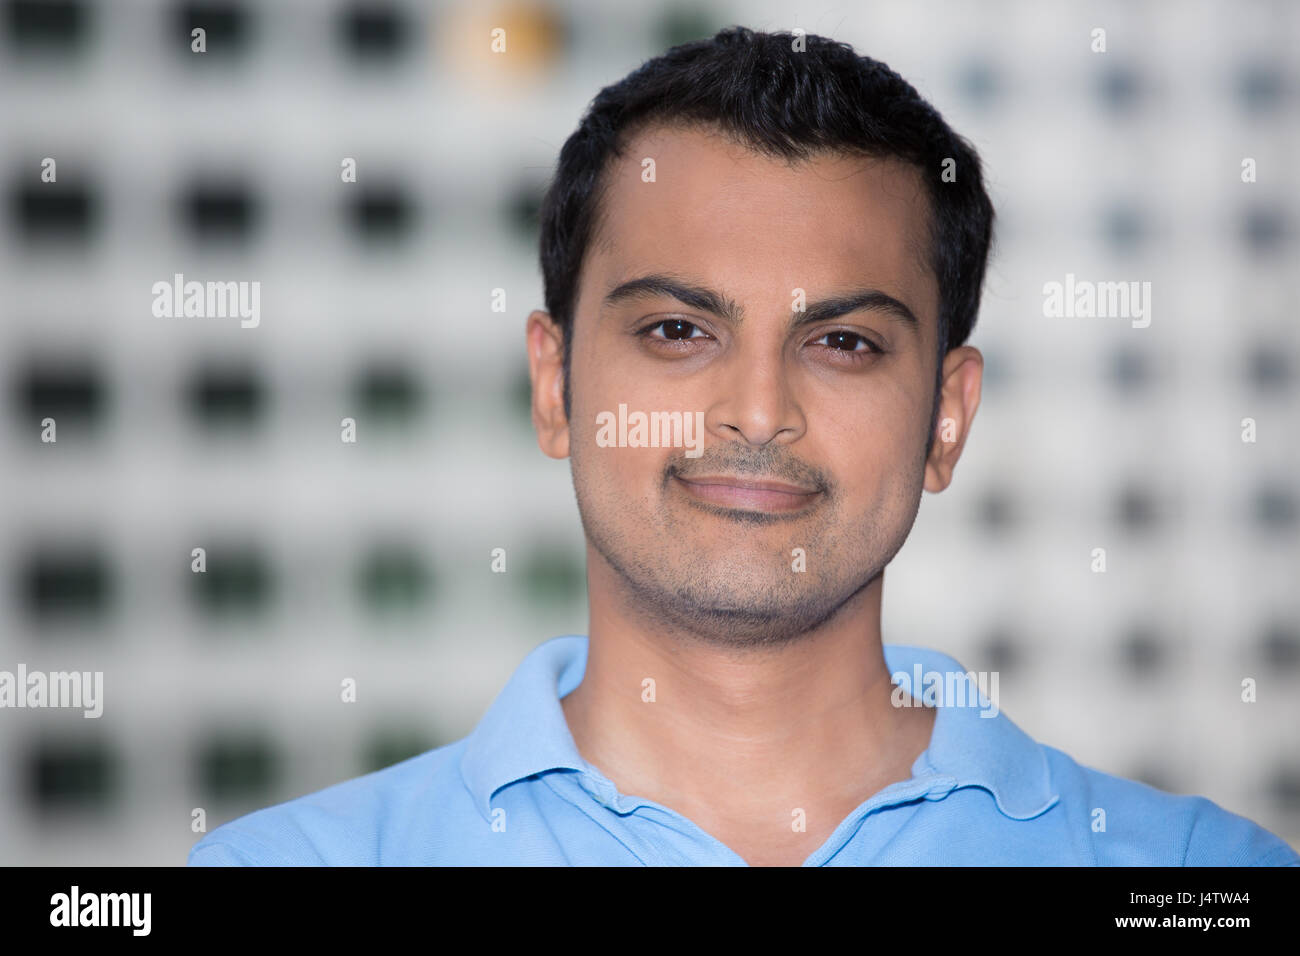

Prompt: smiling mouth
[672,474,822,514]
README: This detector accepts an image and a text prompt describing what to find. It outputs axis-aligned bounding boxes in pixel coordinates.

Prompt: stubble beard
[572,455,921,653]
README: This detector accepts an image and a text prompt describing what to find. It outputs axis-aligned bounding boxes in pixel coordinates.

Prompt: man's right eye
[640,319,708,340]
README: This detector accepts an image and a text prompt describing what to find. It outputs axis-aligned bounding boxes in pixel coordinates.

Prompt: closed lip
[674,474,819,496]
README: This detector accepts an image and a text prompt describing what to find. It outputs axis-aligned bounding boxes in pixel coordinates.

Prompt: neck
[561,545,935,862]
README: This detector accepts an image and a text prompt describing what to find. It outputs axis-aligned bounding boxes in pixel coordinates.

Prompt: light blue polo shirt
[187,635,1300,866]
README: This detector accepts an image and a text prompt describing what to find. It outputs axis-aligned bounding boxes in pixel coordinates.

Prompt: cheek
[820,382,917,448]
[572,421,671,502]
[572,330,649,413]
[819,388,925,501]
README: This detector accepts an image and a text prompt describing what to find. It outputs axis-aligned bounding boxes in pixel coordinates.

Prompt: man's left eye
[814,331,875,352]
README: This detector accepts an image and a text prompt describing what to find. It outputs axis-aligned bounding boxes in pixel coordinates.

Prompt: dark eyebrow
[603,274,743,326]
[796,289,919,331]
[602,273,919,333]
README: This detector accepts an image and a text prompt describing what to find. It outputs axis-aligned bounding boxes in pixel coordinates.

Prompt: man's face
[542,124,950,649]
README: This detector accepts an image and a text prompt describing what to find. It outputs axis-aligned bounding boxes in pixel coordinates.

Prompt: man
[189,27,1298,866]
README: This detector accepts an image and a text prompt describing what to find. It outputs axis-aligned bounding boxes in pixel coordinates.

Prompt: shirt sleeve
[187,829,306,866]
[187,841,261,866]
[1181,797,1300,866]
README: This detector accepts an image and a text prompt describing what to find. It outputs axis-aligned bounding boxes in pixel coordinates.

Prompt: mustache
[665,445,831,494]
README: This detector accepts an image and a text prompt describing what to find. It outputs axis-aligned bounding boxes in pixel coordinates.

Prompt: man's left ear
[923,345,983,493]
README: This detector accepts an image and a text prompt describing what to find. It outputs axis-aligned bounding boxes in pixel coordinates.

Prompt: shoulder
[187,738,472,866]
[1039,744,1300,866]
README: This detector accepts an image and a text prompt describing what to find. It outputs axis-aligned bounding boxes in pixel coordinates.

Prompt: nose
[704,342,807,447]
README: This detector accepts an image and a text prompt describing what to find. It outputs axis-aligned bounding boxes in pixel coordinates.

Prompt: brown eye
[819,330,869,351]
[644,319,706,340]
[808,330,885,364]
[660,319,699,339]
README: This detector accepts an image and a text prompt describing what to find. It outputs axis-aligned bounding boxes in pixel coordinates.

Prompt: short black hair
[538,25,995,452]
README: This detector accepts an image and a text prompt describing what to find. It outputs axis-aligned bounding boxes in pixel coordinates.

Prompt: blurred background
[0,0,1296,865]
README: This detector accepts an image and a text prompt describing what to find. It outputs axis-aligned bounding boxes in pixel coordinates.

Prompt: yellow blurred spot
[441,1,564,84]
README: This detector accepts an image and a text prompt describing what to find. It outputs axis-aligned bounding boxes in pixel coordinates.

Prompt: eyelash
[636,319,883,362]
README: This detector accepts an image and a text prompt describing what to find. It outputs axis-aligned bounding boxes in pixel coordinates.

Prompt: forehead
[582,123,937,324]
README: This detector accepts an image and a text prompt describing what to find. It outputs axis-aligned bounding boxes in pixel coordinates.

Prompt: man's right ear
[526,310,570,459]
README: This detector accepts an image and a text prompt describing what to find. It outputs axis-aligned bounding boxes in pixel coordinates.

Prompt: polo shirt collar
[885,643,1060,820]
[460,635,1059,823]
[460,635,591,821]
